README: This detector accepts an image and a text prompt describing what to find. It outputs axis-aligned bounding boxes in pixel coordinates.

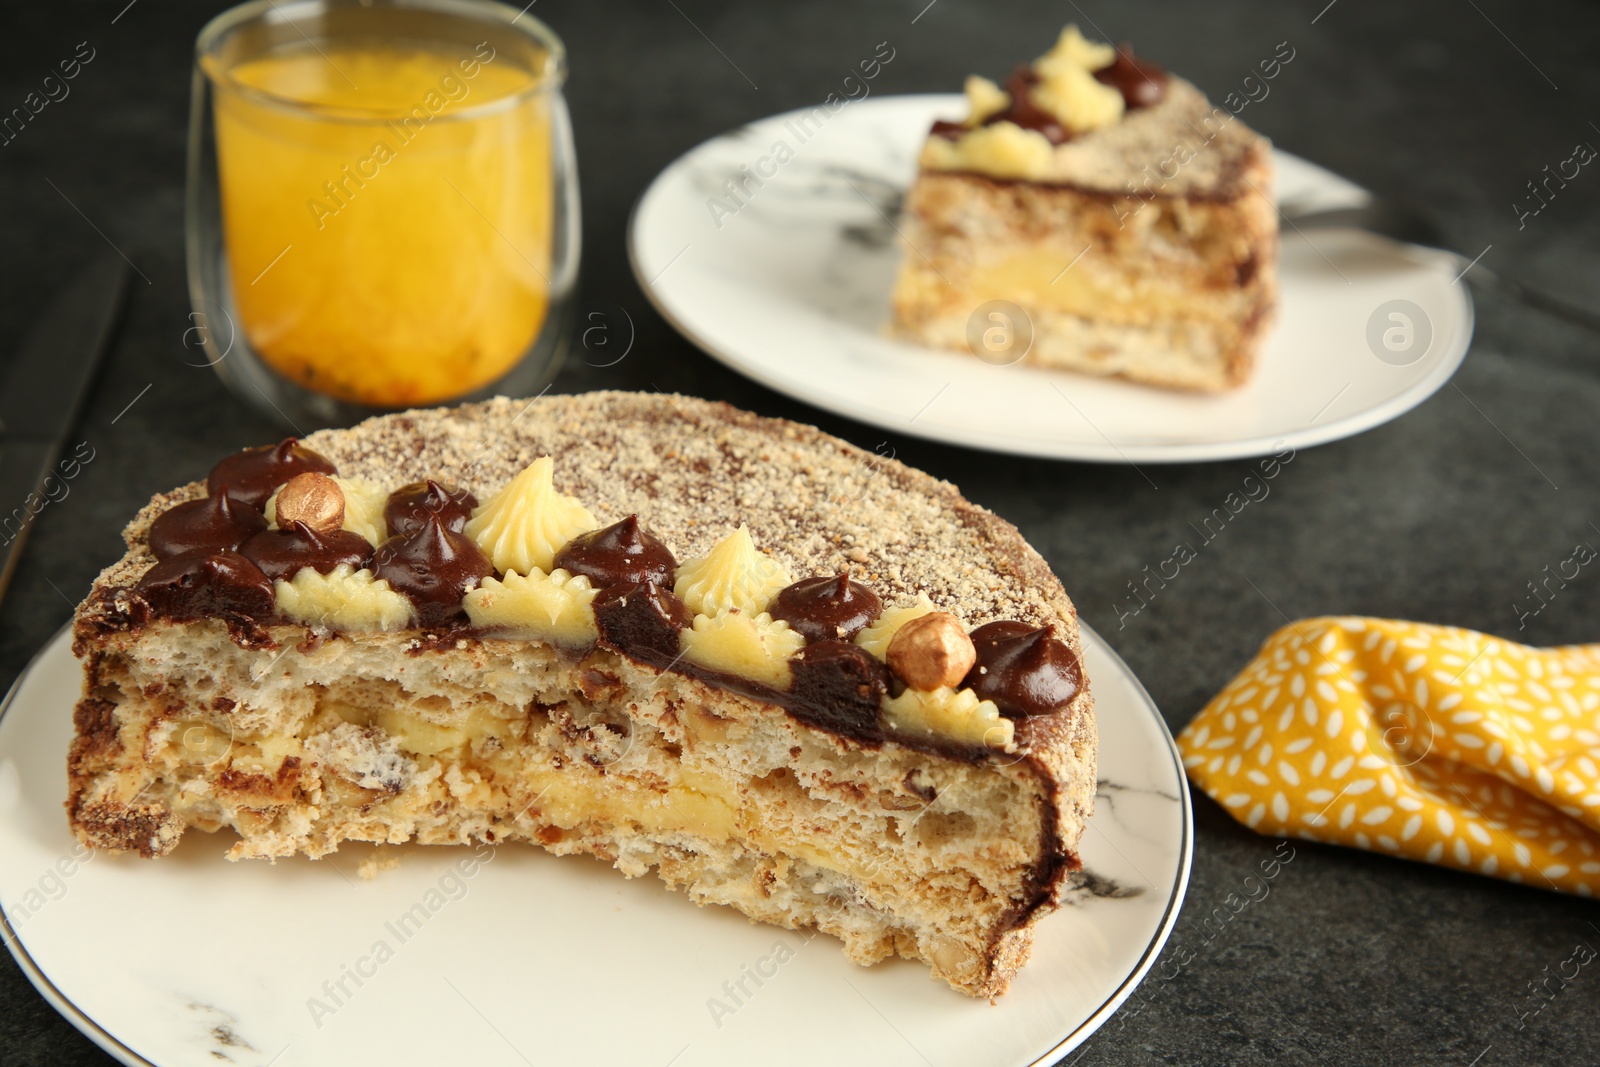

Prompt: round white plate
[1,623,1189,1067]
[629,94,1474,463]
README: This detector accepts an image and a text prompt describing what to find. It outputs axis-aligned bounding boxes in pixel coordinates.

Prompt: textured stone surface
[1,0,1597,1064]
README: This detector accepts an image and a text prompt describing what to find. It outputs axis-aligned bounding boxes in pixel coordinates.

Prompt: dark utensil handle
[0,439,60,606]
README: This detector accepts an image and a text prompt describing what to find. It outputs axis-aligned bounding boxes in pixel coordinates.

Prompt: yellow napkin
[1178,617,1600,897]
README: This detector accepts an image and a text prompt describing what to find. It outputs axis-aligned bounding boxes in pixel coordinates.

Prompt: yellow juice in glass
[208,39,551,407]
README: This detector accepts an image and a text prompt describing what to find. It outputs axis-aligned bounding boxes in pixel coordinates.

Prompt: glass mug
[186,0,579,429]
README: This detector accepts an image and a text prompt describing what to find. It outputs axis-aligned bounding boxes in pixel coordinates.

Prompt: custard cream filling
[921,124,1056,182]
[905,248,1242,325]
[522,764,741,842]
[883,687,1014,750]
[156,709,902,896]
[274,563,415,632]
[680,611,805,689]
[464,568,599,647]
[466,456,597,576]
[963,75,1010,125]
[856,594,937,660]
[331,477,391,547]
[1032,25,1121,134]
[674,526,791,616]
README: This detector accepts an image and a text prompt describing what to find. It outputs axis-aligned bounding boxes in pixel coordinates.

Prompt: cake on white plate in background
[68,392,1096,997]
[892,26,1279,391]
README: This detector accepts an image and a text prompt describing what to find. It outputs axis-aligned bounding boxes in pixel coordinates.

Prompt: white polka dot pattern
[1178,617,1600,897]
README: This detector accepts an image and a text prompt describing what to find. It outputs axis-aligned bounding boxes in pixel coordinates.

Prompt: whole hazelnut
[886,612,977,691]
[274,472,345,535]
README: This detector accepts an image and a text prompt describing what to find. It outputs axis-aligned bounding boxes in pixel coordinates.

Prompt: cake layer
[895,302,1254,392]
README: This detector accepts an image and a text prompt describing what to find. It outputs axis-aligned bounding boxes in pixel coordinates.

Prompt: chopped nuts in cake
[94,394,1073,630]
[896,19,1274,392]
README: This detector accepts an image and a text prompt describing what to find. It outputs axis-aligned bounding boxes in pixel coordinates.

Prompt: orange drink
[195,4,570,412]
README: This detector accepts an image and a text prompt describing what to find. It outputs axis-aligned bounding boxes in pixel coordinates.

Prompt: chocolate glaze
[242,522,374,581]
[207,439,337,509]
[768,572,882,643]
[993,787,1076,946]
[592,580,692,663]
[372,515,492,627]
[148,492,268,561]
[554,515,677,587]
[133,550,275,621]
[1093,44,1168,109]
[384,479,477,538]
[963,621,1082,718]
[787,640,888,741]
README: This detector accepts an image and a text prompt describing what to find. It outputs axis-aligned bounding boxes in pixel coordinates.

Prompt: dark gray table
[3,1,1598,1063]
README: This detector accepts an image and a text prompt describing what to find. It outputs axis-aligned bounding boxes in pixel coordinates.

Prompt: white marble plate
[629,94,1474,463]
[0,623,1189,1067]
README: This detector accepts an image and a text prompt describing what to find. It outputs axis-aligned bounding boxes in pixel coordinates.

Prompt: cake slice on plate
[68,392,1095,997]
[891,26,1279,391]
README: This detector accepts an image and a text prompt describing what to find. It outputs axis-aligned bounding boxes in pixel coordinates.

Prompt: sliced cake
[892,26,1279,391]
[68,392,1096,997]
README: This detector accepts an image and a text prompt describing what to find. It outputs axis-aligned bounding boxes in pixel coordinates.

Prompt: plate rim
[627,92,1476,465]
[0,626,160,1067]
[0,621,1192,1067]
